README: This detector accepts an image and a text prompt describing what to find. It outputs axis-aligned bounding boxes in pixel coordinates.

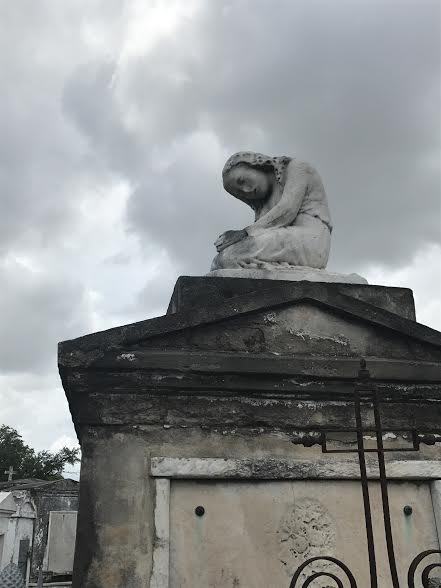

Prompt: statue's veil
[222,151,291,211]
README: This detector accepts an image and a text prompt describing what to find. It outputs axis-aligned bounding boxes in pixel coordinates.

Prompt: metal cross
[4,465,17,481]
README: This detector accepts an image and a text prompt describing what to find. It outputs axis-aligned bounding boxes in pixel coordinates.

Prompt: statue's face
[225,164,272,200]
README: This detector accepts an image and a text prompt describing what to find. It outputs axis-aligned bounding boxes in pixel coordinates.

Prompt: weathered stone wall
[59,277,441,588]
[72,423,441,587]
[30,481,79,582]
[73,430,151,588]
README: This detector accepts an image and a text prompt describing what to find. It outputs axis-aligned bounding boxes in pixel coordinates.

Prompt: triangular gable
[0,492,16,515]
[135,299,440,362]
[59,282,441,366]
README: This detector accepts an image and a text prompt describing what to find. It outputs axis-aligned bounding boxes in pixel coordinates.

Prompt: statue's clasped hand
[215,229,248,252]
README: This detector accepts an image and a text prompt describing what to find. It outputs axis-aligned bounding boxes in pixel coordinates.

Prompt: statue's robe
[211,159,332,270]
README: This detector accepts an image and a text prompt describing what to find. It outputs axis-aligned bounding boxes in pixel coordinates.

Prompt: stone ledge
[207,266,367,284]
[150,457,441,480]
[84,352,441,382]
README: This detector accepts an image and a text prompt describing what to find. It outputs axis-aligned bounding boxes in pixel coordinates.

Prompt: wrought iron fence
[289,359,441,588]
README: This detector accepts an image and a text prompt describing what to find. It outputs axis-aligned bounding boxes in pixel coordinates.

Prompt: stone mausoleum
[0,477,78,587]
[59,152,441,588]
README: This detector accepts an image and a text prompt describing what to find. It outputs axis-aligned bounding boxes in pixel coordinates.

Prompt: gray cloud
[0,1,126,375]
[0,0,126,255]
[62,0,440,274]
[0,260,91,373]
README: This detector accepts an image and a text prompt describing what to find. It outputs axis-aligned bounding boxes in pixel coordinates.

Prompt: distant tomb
[0,479,78,585]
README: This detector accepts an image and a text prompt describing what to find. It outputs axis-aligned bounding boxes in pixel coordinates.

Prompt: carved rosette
[278,497,336,581]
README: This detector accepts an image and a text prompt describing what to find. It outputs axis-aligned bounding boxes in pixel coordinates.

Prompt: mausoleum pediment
[59,279,441,368]
[136,298,440,362]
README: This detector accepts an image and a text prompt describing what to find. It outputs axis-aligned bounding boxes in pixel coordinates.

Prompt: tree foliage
[0,424,80,482]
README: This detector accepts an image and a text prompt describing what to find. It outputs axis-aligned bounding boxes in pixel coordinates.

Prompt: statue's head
[222,151,290,209]
[224,163,272,202]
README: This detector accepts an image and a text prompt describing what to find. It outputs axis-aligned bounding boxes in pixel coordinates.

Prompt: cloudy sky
[1,0,440,476]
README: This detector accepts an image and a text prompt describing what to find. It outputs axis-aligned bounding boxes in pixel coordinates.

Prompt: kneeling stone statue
[209,151,366,284]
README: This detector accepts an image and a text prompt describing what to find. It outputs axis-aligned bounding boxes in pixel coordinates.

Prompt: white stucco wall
[0,490,35,573]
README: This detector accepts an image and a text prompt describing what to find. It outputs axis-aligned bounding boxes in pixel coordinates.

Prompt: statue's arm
[246,160,311,234]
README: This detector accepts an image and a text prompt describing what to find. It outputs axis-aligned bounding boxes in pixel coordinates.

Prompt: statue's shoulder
[288,158,318,176]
